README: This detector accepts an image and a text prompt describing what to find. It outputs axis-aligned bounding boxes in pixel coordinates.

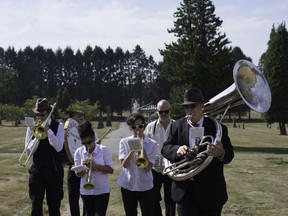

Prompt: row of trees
[1,0,287,134]
[0,44,170,115]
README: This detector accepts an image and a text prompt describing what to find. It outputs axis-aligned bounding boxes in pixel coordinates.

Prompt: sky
[0,0,287,65]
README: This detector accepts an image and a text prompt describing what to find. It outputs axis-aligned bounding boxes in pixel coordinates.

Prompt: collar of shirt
[83,143,99,156]
[193,116,204,127]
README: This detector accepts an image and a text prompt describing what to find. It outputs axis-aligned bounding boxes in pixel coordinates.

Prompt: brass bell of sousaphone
[163,59,272,181]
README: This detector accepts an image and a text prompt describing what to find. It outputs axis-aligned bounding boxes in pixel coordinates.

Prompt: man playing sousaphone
[161,88,234,216]
[24,98,64,216]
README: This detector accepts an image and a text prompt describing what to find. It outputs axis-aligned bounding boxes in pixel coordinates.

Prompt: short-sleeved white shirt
[74,144,114,195]
[117,135,157,191]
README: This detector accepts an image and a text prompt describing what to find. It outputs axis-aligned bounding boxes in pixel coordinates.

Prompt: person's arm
[143,139,157,171]
[93,146,114,174]
[74,147,86,177]
[121,151,134,168]
[161,120,186,162]
[47,120,64,152]
[25,127,38,155]
[219,124,234,164]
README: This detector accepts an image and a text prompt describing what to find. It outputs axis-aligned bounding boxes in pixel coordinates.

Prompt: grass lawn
[0,120,287,215]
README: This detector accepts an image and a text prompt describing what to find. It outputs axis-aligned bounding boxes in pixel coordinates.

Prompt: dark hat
[32,98,51,113]
[180,88,204,105]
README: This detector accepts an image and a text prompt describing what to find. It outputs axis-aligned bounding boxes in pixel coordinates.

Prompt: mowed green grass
[0,120,288,215]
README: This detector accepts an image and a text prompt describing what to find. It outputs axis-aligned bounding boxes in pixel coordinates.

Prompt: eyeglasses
[131,124,144,130]
[81,139,94,145]
[36,113,46,117]
[158,110,170,115]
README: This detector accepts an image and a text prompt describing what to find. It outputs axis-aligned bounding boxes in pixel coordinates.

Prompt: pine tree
[160,0,233,107]
[263,22,288,135]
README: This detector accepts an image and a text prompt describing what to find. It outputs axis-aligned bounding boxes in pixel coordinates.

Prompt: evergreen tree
[160,0,233,111]
[0,66,19,104]
[263,22,288,135]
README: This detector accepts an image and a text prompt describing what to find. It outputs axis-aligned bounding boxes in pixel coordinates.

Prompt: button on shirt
[117,135,157,191]
[74,144,114,195]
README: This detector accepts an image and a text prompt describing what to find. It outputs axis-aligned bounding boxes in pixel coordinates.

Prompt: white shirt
[188,117,204,149]
[117,135,157,191]
[74,144,114,195]
[25,118,64,155]
[145,119,173,155]
[145,119,173,172]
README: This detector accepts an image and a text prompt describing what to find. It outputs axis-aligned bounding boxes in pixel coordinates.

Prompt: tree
[66,99,99,121]
[160,0,233,115]
[0,66,19,104]
[263,22,288,135]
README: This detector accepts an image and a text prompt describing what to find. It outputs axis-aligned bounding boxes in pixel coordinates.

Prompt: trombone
[19,103,57,166]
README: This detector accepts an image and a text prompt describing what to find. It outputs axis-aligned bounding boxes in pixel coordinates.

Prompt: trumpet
[19,103,56,166]
[136,134,149,169]
[83,148,95,190]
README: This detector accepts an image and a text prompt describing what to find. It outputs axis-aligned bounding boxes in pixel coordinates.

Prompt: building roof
[137,102,157,113]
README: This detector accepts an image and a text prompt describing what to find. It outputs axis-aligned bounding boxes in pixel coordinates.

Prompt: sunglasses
[81,139,94,145]
[158,110,170,114]
[184,104,199,109]
[36,113,46,117]
[131,124,144,130]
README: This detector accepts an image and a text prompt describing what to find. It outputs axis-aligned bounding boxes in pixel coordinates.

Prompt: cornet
[83,147,95,190]
[136,133,149,169]
[19,103,56,166]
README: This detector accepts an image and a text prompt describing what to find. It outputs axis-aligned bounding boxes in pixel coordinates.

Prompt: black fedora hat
[32,98,51,113]
[180,88,204,105]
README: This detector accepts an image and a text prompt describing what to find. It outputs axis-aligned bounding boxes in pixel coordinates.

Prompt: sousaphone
[163,59,271,181]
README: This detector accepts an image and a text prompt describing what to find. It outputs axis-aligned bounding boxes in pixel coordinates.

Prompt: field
[0,119,288,216]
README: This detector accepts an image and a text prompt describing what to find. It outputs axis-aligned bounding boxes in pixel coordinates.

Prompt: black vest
[32,119,62,169]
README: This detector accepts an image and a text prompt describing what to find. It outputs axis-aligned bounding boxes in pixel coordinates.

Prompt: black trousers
[121,187,154,216]
[81,193,110,216]
[177,181,223,216]
[29,166,64,216]
[152,170,176,216]
[67,166,85,216]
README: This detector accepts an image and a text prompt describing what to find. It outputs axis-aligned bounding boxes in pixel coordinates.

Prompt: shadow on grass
[234,146,288,154]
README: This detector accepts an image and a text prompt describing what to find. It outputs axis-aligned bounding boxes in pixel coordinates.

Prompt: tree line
[1,0,287,134]
[0,44,171,119]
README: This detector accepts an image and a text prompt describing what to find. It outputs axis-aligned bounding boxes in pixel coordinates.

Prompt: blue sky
[0,0,287,64]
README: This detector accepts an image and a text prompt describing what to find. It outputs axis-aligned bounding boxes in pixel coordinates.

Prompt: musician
[66,111,100,216]
[74,121,114,216]
[161,88,234,216]
[25,98,64,216]
[144,100,176,216]
[117,112,157,216]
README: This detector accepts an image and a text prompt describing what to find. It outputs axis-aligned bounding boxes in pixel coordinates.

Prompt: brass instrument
[163,59,272,181]
[136,134,149,169]
[83,148,95,190]
[97,128,112,143]
[19,103,57,166]
[32,103,57,140]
